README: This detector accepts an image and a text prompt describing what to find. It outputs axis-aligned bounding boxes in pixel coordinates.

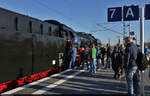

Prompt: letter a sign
[123,5,139,21]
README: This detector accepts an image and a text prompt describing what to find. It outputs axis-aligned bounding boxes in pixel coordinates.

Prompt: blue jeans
[125,66,140,95]
[69,57,76,69]
[89,58,96,73]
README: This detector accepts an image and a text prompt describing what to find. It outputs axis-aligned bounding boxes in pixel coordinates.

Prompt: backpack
[96,49,101,59]
[136,51,149,71]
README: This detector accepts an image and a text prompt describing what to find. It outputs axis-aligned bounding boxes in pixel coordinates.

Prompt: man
[124,37,140,95]
[80,46,85,70]
[119,44,125,79]
[64,36,72,69]
[100,44,106,67]
[105,43,112,69]
[96,46,101,70]
[68,43,77,69]
[89,44,97,74]
[81,45,89,70]
[84,45,89,70]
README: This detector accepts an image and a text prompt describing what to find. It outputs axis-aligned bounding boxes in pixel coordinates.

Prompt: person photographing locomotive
[124,37,140,95]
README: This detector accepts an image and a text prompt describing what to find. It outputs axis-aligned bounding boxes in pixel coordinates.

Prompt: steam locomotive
[0,8,101,84]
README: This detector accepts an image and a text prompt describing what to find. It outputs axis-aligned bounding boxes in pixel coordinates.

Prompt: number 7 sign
[108,7,122,22]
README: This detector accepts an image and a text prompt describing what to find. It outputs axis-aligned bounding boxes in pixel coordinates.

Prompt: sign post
[140,8,145,95]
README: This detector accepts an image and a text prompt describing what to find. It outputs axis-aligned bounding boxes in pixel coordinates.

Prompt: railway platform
[1,67,150,95]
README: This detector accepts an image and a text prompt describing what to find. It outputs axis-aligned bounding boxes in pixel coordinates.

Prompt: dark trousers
[106,57,111,68]
[81,58,88,70]
[101,55,105,66]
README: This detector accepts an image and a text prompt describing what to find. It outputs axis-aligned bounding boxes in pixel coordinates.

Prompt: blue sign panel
[123,5,139,21]
[108,7,122,22]
[145,4,150,20]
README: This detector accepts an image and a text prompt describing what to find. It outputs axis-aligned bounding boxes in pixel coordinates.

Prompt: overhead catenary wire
[96,24,123,35]
[91,23,123,36]
[35,0,89,31]
[92,23,121,32]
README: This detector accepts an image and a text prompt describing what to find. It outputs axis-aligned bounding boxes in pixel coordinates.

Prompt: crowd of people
[66,37,150,96]
[68,42,126,79]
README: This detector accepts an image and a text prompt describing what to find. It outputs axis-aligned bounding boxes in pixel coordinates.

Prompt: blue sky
[0,0,150,45]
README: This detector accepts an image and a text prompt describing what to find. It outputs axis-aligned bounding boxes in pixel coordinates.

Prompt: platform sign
[108,7,122,22]
[107,5,145,95]
[145,4,150,20]
[123,5,139,21]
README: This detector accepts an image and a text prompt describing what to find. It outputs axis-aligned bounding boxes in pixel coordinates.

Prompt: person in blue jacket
[124,37,140,95]
[68,43,77,69]
[144,46,149,56]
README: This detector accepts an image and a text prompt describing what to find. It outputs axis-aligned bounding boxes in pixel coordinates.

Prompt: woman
[111,46,122,79]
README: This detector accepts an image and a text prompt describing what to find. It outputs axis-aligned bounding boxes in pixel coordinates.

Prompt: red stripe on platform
[0,67,64,93]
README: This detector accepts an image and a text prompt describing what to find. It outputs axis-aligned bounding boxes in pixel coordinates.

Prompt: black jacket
[101,47,106,55]
[111,50,122,71]
[107,46,112,57]
[124,42,138,69]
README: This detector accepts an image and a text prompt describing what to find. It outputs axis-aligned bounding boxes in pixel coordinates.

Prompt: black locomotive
[0,8,101,85]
